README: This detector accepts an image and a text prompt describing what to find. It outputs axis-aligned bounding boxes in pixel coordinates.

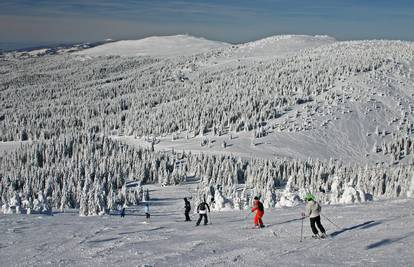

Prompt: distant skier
[144,203,150,223]
[210,196,216,209]
[252,196,265,228]
[120,207,125,218]
[196,199,210,226]
[184,198,191,221]
[301,193,327,238]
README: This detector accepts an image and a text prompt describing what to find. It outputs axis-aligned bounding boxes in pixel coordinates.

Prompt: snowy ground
[0,141,30,156]
[1,184,413,267]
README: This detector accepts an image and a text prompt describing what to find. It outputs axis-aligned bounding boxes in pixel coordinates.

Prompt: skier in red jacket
[252,196,265,228]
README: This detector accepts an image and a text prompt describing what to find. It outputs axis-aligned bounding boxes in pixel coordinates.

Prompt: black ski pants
[196,214,208,225]
[310,216,326,235]
[185,208,191,221]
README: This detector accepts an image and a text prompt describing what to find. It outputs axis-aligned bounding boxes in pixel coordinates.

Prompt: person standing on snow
[144,203,150,223]
[184,198,191,221]
[301,193,327,238]
[252,196,265,228]
[196,199,210,226]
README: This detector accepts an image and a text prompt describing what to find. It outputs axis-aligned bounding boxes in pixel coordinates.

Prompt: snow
[2,33,414,265]
[0,141,30,156]
[75,34,335,60]
[227,35,336,59]
[76,35,230,57]
[1,183,413,266]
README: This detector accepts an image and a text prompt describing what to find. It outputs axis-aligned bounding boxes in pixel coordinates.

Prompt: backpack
[316,202,321,213]
[198,202,206,211]
[185,201,191,209]
[258,201,264,212]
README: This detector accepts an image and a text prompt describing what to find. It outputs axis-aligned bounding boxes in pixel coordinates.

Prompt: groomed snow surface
[1,184,413,267]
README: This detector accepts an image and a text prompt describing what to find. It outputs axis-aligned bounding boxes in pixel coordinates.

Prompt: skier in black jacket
[184,198,191,221]
[196,200,210,226]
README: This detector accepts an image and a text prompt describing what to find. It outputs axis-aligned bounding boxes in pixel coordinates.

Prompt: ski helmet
[305,193,315,201]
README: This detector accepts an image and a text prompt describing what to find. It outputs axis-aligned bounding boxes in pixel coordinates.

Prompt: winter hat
[254,196,259,200]
[305,193,315,201]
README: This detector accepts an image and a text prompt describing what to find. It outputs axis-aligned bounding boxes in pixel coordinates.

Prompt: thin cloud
[0,0,413,44]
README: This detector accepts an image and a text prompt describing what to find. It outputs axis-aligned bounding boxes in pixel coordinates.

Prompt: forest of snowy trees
[1,37,414,215]
[1,41,413,142]
[1,133,413,214]
[0,134,179,216]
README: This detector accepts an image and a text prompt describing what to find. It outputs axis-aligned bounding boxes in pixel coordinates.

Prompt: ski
[303,235,330,240]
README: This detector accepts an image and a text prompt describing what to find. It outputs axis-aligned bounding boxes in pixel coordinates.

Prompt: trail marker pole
[300,216,304,242]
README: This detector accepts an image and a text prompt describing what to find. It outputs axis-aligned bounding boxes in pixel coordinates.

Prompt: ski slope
[1,184,413,266]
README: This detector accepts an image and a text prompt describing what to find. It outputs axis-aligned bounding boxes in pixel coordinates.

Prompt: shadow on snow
[366,231,414,250]
[330,220,378,238]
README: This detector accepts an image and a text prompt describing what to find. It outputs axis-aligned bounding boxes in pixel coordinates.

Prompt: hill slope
[1,35,414,215]
[75,35,230,57]
[1,184,413,266]
[225,34,336,59]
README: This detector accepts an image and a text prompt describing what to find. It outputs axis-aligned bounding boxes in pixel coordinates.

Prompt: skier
[252,196,265,228]
[196,199,210,226]
[144,203,150,223]
[301,193,327,238]
[120,207,125,218]
[184,198,191,221]
[210,196,216,209]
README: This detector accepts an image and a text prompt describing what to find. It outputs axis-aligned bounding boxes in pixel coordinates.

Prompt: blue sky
[1,0,413,48]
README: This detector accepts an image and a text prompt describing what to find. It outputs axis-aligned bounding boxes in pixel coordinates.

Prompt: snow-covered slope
[1,184,413,266]
[1,34,414,265]
[76,35,230,57]
[226,34,336,59]
[1,35,414,216]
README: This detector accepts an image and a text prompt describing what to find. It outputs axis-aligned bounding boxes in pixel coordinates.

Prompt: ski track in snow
[1,184,413,267]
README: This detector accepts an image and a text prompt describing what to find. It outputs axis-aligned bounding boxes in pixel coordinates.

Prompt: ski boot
[312,234,320,239]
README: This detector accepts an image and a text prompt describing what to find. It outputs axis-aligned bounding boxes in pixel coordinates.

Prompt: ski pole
[245,211,253,220]
[245,211,252,228]
[321,214,341,229]
[300,216,304,242]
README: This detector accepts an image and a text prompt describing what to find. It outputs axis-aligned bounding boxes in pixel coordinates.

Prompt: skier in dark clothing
[184,198,191,221]
[301,193,327,238]
[196,200,210,226]
[144,203,150,223]
[120,207,125,217]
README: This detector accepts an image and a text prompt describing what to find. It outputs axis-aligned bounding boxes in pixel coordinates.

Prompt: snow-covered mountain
[76,35,230,57]
[224,34,336,59]
[0,40,113,58]
[1,34,414,217]
[1,33,414,266]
